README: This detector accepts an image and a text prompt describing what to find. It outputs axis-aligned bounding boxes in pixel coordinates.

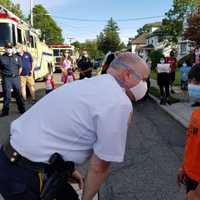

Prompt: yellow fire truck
[0,5,55,80]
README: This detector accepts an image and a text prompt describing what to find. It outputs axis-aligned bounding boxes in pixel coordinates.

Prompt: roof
[131,33,148,45]
[138,44,155,50]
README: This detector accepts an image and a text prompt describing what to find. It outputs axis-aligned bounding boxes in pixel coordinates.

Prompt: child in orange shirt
[177,65,200,197]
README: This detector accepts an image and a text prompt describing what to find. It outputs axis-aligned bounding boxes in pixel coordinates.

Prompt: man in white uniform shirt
[0,52,149,200]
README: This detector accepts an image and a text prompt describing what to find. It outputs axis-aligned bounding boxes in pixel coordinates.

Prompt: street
[0,73,186,200]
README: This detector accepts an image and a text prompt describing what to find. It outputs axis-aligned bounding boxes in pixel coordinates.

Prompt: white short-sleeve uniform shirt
[10,74,133,164]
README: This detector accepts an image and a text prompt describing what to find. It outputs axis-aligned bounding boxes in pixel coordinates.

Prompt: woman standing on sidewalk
[156,57,171,105]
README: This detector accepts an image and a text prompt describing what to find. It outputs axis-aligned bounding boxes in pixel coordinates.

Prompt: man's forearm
[82,154,110,200]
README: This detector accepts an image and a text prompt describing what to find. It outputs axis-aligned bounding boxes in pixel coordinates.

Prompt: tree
[162,0,198,43]
[150,50,164,70]
[184,12,200,46]
[97,18,122,54]
[72,40,103,59]
[32,4,64,44]
[0,0,24,18]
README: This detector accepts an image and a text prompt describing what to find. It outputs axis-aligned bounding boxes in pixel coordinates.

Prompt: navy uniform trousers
[2,76,25,114]
[0,148,79,200]
[0,148,40,200]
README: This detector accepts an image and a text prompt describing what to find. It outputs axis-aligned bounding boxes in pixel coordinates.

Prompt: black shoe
[191,102,200,107]
[171,90,175,94]
[166,98,172,105]
[19,109,25,114]
[160,99,166,105]
[0,112,9,117]
[31,99,36,105]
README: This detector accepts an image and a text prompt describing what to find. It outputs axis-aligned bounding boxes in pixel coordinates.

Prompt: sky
[13,0,173,44]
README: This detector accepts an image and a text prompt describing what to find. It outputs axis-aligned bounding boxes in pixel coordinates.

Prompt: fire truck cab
[0,5,55,80]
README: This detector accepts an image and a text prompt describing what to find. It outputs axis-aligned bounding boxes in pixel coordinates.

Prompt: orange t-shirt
[183,108,200,182]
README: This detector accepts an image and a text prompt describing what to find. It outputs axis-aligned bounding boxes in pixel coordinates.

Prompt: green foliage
[0,0,24,19]
[137,22,162,36]
[97,18,122,54]
[149,50,164,70]
[162,0,197,43]
[72,40,104,59]
[32,4,64,45]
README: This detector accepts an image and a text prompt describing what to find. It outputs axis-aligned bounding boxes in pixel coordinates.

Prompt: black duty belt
[3,74,19,78]
[3,141,48,172]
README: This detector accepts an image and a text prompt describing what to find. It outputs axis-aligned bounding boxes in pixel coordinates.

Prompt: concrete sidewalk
[150,79,195,128]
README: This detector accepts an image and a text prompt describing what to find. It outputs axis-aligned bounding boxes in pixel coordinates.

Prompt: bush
[150,50,164,70]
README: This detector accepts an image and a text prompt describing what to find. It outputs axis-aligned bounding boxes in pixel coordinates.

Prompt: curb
[149,94,188,128]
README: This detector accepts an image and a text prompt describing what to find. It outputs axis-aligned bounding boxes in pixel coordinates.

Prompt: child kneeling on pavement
[177,64,200,200]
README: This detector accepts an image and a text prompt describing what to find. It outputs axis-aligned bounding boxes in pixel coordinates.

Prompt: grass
[149,87,180,104]
[150,70,181,86]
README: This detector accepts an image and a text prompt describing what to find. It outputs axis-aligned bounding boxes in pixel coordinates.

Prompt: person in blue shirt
[16,44,35,104]
[180,61,191,91]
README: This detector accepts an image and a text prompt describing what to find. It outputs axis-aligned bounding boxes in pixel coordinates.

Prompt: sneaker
[191,102,200,107]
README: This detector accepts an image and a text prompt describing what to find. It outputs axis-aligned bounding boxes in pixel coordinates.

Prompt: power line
[51,15,165,22]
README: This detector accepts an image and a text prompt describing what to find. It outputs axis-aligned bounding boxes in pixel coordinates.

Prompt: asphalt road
[99,99,186,200]
[0,74,186,200]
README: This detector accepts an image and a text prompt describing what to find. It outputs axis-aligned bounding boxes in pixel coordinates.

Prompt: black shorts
[170,72,176,84]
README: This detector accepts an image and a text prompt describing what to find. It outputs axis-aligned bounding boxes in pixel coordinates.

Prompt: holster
[40,153,79,200]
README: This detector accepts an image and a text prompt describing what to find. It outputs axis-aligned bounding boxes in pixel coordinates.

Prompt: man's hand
[187,191,200,200]
[177,167,187,187]
[82,153,110,200]
[70,169,84,190]
[187,185,200,200]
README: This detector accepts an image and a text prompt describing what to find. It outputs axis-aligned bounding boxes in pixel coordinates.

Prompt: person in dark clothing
[101,52,115,74]
[0,42,25,117]
[77,51,93,80]
[156,57,171,105]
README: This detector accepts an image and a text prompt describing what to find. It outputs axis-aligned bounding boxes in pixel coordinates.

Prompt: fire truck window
[0,23,12,47]
[12,24,16,46]
[30,36,34,48]
[53,49,59,57]
[34,37,37,48]
[17,28,23,44]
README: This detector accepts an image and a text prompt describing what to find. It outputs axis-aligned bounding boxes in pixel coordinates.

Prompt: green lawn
[150,70,181,86]
[149,87,180,103]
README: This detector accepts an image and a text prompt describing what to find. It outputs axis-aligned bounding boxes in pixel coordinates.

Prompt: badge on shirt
[15,57,18,62]
[25,55,29,59]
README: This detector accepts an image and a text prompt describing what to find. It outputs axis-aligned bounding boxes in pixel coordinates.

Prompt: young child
[177,64,200,199]
[45,74,56,94]
[180,61,191,92]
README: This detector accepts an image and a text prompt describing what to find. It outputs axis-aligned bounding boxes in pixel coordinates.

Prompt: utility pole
[30,0,33,27]
[67,37,74,45]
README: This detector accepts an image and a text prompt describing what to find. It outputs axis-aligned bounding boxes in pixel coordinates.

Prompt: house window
[180,43,187,54]
[17,28,23,44]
